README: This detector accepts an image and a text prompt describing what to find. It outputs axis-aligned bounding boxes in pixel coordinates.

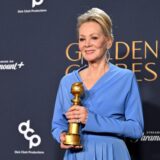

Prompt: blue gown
[51,63,144,160]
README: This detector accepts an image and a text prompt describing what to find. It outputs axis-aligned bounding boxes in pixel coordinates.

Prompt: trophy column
[64,82,84,146]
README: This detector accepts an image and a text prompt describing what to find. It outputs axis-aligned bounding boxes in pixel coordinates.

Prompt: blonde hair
[77,8,113,39]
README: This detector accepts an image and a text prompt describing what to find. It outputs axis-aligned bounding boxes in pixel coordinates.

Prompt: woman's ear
[106,37,113,49]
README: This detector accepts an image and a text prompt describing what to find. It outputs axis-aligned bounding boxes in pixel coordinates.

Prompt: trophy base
[64,134,81,146]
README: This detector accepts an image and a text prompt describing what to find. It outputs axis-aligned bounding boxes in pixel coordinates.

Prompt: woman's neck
[87,59,109,77]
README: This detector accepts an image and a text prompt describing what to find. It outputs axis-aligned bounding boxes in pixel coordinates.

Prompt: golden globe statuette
[64,82,84,146]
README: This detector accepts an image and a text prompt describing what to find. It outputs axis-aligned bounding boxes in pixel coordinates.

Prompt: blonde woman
[52,8,144,160]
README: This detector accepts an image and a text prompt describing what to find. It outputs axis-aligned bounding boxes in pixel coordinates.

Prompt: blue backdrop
[0,0,160,160]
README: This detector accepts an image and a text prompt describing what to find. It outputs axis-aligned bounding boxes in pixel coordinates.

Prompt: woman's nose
[85,39,91,47]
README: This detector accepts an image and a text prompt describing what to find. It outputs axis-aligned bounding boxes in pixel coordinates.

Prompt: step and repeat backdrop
[0,0,160,160]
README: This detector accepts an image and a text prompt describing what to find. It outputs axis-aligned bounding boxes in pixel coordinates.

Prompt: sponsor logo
[14,120,45,155]
[32,0,44,8]
[0,60,24,70]
[17,0,47,14]
[141,131,160,142]
[18,120,41,149]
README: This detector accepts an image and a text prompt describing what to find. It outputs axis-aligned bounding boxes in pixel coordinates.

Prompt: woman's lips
[85,50,94,54]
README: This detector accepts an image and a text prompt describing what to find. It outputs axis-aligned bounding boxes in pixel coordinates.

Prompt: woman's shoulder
[111,63,134,76]
[59,68,80,85]
[60,65,87,82]
[60,72,75,83]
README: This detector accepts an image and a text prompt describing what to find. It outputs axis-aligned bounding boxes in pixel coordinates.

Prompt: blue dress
[51,63,144,160]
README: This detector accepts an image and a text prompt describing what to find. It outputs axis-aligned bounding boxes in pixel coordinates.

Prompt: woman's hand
[65,105,88,124]
[60,132,82,149]
[60,132,73,149]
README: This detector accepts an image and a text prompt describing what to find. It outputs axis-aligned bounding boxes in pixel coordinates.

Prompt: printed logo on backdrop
[141,131,160,142]
[14,120,45,155]
[65,40,159,82]
[0,60,24,70]
[32,0,44,8]
[17,0,47,14]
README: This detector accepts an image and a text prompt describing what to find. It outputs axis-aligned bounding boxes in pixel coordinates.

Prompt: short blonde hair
[77,8,113,39]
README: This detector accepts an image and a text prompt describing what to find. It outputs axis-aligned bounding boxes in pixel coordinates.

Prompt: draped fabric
[52,63,144,160]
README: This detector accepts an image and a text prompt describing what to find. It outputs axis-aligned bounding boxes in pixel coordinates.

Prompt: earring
[80,53,84,65]
[106,49,110,64]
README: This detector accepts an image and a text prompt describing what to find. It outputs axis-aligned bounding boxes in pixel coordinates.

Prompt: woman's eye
[79,38,85,42]
[92,37,98,40]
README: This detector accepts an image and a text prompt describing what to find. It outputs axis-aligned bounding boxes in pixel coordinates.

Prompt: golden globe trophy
[64,82,84,146]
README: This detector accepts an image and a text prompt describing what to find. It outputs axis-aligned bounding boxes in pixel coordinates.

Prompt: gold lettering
[144,62,157,81]
[132,41,143,59]
[65,64,80,74]
[115,41,130,60]
[115,63,127,69]
[144,40,158,58]
[132,63,142,82]
[66,43,81,61]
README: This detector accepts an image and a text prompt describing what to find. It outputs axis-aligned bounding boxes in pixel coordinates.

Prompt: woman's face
[78,21,112,63]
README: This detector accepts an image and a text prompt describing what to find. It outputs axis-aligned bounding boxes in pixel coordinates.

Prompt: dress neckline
[75,62,113,92]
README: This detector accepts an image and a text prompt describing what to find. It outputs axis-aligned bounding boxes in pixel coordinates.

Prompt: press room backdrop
[0,0,159,160]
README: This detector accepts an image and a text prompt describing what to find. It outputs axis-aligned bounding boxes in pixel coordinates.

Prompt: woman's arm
[51,81,68,143]
[82,73,144,139]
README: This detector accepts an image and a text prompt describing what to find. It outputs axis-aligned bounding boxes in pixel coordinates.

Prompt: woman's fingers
[60,143,82,149]
[60,132,74,149]
[71,145,83,149]
[68,105,79,111]
[60,132,66,141]
[60,142,74,149]
[65,105,88,124]
[60,132,83,149]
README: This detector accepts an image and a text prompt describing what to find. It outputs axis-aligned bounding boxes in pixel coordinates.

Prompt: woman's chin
[84,57,96,62]
[86,59,97,64]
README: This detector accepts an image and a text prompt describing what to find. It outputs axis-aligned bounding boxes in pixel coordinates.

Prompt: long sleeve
[82,73,144,139]
[51,81,68,143]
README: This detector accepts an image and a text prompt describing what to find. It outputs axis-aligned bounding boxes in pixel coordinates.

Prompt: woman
[52,8,144,160]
